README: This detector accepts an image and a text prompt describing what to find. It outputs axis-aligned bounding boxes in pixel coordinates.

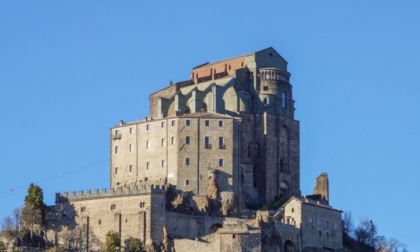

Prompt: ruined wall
[312,173,329,202]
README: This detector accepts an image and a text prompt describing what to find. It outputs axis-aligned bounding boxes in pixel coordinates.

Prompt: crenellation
[56,184,166,203]
[44,48,344,252]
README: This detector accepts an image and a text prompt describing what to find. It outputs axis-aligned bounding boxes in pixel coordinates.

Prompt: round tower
[258,68,293,117]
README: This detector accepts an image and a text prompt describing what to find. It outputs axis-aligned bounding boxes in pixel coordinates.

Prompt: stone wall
[48,185,166,250]
[281,197,343,250]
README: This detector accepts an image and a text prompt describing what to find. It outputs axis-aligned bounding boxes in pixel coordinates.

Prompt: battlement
[55,184,166,203]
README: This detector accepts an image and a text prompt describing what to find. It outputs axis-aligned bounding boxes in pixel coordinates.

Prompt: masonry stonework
[44,47,344,252]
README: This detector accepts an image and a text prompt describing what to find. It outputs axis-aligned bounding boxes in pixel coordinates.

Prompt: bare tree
[342,211,354,236]
[1,207,24,250]
[59,226,100,252]
[354,217,377,247]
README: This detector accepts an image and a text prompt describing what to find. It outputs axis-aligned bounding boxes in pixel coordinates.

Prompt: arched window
[281,92,287,108]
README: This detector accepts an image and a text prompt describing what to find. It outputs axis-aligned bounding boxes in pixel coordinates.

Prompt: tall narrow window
[186,136,190,144]
[161,138,165,147]
[218,120,223,127]
[129,143,133,152]
[146,124,150,130]
[185,158,190,166]
[281,92,287,108]
[219,159,223,167]
[129,165,133,172]
[129,127,133,134]
[205,120,209,126]
[171,137,175,144]
[186,119,191,126]
[146,162,150,170]
[162,160,165,167]
[219,137,225,149]
[171,120,175,126]
[115,167,118,174]
[146,141,151,149]
[205,136,210,148]
[114,146,119,154]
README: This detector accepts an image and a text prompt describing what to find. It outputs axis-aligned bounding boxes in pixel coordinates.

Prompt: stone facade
[277,197,343,251]
[43,47,344,252]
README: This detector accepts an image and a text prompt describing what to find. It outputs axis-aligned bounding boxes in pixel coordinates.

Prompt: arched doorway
[284,240,296,252]
[209,223,223,234]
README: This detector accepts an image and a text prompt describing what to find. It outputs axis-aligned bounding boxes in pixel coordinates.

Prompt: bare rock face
[207,174,218,200]
[161,226,170,252]
[220,191,238,216]
[171,195,184,208]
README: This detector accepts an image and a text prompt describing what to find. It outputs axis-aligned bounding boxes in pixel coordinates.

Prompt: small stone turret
[312,172,329,203]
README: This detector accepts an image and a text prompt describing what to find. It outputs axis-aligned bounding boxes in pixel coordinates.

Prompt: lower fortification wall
[46,185,166,251]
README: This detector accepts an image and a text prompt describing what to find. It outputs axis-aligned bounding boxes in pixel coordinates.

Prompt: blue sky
[1,1,419,250]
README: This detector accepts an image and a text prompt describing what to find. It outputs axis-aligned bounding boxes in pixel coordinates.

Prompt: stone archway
[209,223,223,234]
[284,240,296,252]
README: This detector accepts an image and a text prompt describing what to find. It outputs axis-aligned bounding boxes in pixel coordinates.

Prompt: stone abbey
[45,48,344,251]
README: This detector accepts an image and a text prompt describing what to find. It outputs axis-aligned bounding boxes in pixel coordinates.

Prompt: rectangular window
[146,141,151,149]
[185,179,190,186]
[162,160,165,167]
[171,137,175,145]
[186,136,190,144]
[129,165,133,172]
[317,219,322,225]
[161,138,165,147]
[263,86,269,91]
[219,137,225,149]
[129,143,133,151]
[326,232,330,238]
[146,162,150,170]
[146,124,150,130]
[114,146,119,154]
[205,120,209,126]
[205,136,210,148]
[219,159,223,167]
[334,223,339,230]
[129,127,133,134]
[218,120,223,127]
[308,217,313,224]
[185,158,190,166]
[186,119,191,126]
[161,121,165,128]
[171,120,175,126]
[318,230,322,236]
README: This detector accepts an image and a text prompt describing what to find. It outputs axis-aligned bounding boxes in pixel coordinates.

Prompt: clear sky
[1,1,419,250]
